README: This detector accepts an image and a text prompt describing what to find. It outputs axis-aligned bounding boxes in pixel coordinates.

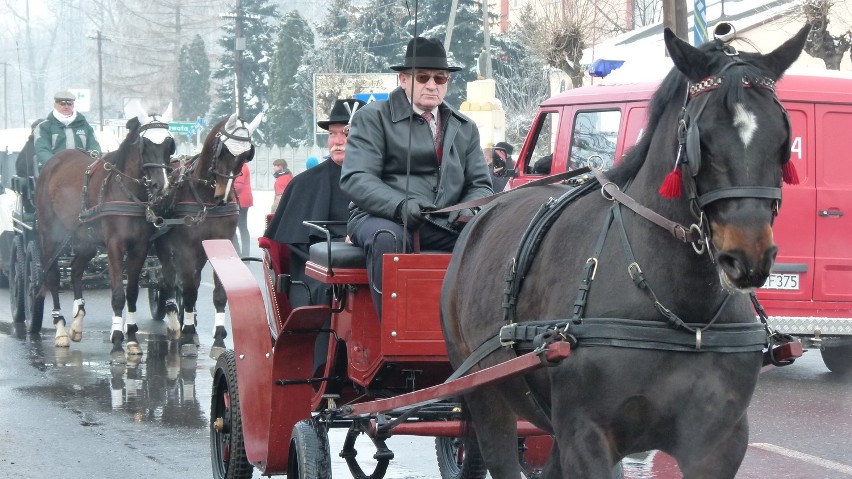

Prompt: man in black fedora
[340,37,492,319]
[263,97,366,310]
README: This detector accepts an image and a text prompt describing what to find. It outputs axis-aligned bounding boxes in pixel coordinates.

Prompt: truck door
[813,103,852,302]
[760,103,816,302]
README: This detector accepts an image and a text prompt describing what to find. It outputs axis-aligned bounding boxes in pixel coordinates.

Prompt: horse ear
[760,24,811,80]
[161,102,173,123]
[664,28,713,81]
[124,98,144,121]
[247,111,264,135]
[226,113,239,131]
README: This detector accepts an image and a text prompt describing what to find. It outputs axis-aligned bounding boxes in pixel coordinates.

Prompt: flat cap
[54,90,76,102]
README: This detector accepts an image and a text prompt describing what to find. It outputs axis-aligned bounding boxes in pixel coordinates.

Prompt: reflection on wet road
[1,322,209,430]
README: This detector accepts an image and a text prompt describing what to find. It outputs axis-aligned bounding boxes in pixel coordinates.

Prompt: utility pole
[234,0,245,118]
[97,30,104,131]
[662,0,689,51]
[482,0,491,79]
[175,4,181,119]
[445,0,459,49]
[3,62,7,129]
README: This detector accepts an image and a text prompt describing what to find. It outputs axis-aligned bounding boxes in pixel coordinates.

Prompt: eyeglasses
[56,100,74,106]
[409,73,450,85]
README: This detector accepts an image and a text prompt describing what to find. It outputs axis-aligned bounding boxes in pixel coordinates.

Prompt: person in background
[305,156,319,169]
[263,97,366,309]
[34,90,101,173]
[340,36,492,319]
[270,158,292,213]
[490,141,515,192]
[232,162,253,257]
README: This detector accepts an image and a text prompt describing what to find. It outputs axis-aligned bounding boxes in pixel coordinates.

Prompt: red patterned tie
[422,111,442,163]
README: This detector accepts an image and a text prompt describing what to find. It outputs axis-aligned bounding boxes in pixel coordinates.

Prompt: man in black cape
[262,97,366,309]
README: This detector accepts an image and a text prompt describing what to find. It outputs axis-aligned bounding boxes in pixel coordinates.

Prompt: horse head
[661,25,810,291]
[123,102,175,201]
[205,111,261,205]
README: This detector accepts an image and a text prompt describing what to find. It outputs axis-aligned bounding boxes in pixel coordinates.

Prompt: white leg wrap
[214,312,227,336]
[185,311,196,328]
[126,311,137,326]
[111,387,124,409]
[112,316,123,332]
[72,298,85,318]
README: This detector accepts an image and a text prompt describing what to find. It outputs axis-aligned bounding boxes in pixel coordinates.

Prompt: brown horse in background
[154,112,261,357]
[36,105,174,359]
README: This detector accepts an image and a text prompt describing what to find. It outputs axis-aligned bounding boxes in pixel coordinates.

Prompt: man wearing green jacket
[34,90,101,172]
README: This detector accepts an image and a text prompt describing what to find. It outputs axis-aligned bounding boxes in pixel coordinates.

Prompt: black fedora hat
[391,37,462,72]
[317,98,367,131]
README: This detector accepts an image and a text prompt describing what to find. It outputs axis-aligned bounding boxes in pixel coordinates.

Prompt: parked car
[506,69,852,373]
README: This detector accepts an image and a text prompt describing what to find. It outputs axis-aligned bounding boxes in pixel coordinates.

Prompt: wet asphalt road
[1,259,851,478]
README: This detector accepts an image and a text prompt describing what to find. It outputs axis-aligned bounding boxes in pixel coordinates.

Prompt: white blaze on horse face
[733,103,757,147]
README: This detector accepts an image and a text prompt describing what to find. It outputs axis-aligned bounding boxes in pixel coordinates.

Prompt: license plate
[762,273,799,290]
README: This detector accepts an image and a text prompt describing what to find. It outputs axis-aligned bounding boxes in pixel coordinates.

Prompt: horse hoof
[126,341,143,356]
[180,343,198,358]
[69,330,83,342]
[209,345,225,360]
[55,336,70,348]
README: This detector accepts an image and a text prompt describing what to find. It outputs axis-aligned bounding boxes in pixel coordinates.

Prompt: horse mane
[606,40,776,188]
[110,117,143,170]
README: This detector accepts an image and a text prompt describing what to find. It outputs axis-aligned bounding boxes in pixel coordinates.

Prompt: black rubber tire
[288,419,332,479]
[821,343,852,375]
[25,240,44,333]
[435,436,487,479]
[149,286,167,321]
[210,350,253,479]
[10,236,25,322]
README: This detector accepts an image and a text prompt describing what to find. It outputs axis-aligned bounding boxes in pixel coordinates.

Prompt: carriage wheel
[10,235,25,322]
[435,436,486,479]
[25,240,44,334]
[288,419,332,479]
[341,422,393,479]
[210,349,253,479]
[821,343,852,375]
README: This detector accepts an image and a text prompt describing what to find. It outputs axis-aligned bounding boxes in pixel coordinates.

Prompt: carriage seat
[306,241,368,284]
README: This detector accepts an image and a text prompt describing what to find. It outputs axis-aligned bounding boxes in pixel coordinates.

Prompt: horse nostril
[718,251,746,282]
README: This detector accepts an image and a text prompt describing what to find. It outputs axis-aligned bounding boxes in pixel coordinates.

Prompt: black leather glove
[398,198,436,229]
[448,208,475,229]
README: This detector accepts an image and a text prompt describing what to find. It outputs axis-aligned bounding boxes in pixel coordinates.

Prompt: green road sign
[168,122,195,135]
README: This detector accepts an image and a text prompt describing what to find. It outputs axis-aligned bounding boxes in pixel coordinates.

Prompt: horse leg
[155,241,182,340]
[123,245,148,357]
[676,415,749,479]
[552,414,615,479]
[106,244,129,360]
[211,272,228,356]
[463,387,524,479]
[67,247,96,343]
[44,256,70,347]
[177,267,201,357]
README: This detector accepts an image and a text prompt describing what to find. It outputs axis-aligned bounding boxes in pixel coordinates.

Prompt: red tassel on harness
[658,168,683,199]
[781,161,799,185]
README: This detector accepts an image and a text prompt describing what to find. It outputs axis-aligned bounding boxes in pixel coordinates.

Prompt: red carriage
[205,230,565,479]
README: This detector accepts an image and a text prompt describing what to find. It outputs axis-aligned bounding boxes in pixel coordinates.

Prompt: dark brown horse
[36,105,175,358]
[441,27,810,478]
[154,112,261,357]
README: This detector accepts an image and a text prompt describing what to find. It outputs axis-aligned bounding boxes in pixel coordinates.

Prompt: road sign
[169,122,195,136]
[354,92,389,103]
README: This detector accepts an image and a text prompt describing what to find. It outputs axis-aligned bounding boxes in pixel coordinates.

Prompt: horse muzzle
[712,222,777,291]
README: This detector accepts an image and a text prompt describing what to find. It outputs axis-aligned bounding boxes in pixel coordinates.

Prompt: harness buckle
[586,257,598,280]
[689,223,706,255]
[600,182,618,201]
[695,329,702,350]
[499,324,517,348]
[627,262,642,281]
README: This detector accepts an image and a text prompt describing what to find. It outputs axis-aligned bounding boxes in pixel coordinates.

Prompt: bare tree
[799,0,851,70]
[514,0,626,88]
